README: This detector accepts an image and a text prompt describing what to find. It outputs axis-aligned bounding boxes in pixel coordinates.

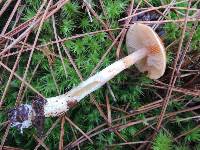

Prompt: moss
[0,0,200,149]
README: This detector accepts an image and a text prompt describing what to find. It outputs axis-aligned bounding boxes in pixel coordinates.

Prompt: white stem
[44,48,148,117]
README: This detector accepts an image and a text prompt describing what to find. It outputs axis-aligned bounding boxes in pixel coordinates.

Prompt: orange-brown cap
[126,23,166,79]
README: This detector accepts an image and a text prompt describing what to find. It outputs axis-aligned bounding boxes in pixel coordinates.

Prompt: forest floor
[0,0,200,149]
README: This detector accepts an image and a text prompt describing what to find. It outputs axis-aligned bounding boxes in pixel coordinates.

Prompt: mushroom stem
[44,47,148,117]
[8,48,149,131]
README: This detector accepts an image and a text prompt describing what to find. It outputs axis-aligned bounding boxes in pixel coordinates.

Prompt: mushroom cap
[126,23,166,79]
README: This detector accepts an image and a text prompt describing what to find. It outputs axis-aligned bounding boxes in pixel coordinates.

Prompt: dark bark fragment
[8,104,31,130]
[32,96,47,137]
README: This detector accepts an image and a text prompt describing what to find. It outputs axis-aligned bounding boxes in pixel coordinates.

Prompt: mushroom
[9,23,166,131]
[126,23,166,79]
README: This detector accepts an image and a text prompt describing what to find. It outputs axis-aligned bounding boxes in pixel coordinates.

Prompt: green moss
[153,132,173,150]
[0,0,200,149]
